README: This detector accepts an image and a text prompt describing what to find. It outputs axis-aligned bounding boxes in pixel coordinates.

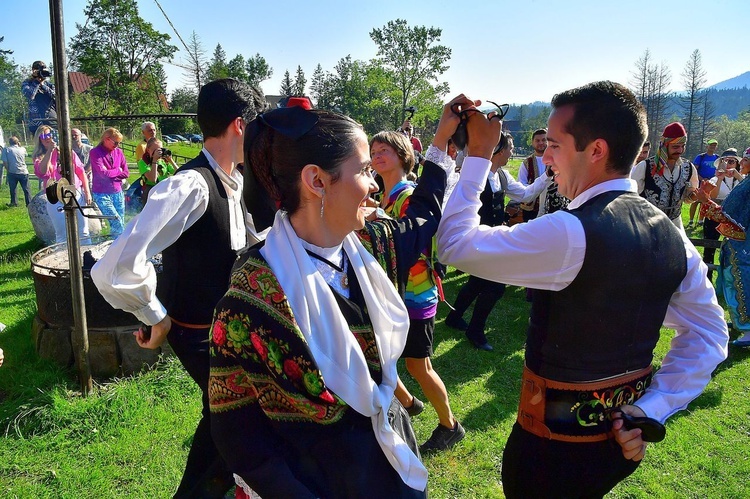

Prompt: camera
[34,68,51,78]
[160,148,172,157]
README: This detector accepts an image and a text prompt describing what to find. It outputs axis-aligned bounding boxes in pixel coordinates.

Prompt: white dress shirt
[631,158,699,230]
[92,148,265,325]
[438,156,729,423]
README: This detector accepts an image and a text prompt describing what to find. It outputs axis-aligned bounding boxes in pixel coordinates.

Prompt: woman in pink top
[33,125,92,244]
[89,127,129,237]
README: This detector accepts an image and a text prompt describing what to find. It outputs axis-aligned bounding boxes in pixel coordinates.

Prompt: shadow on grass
[0,307,78,436]
[1,237,43,263]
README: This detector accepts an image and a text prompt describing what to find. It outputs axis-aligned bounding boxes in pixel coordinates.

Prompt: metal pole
[50,0,92,395]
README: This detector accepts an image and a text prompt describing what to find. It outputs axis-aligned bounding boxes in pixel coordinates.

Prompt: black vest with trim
[158,153,237,324]
[478,177,505,227]
[641,158,693,220]
[528,190,687,382]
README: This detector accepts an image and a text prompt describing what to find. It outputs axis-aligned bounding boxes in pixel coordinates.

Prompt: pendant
[341,274,349,289]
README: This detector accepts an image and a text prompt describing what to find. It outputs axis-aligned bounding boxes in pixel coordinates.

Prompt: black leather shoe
[470,339,493,351]
[445,312,469,331]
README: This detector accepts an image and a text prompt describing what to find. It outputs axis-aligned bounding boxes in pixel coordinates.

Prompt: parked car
[187,134,203,143]
[162,135,178,144]
[171,134,190,143]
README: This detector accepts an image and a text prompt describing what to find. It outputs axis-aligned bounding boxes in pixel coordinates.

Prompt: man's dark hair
[643,140,651,148]
[197,78,267,139]
[551,81,647,175]
[493,131,513,156]
[531,128,547,140]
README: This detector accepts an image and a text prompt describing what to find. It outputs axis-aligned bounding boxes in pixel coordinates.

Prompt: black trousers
[452,275,506,344]
[502,423,640,499]
[703,218,720,277]
[168,323,235,498]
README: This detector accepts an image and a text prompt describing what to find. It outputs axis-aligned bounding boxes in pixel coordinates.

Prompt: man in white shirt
[516,127,548,221]
[92,78,267,497]
[437,82,728,498]
[630,122,699,230]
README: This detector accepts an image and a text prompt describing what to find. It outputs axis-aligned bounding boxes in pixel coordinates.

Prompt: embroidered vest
[543,181,569,214]
[528,191,687,381]
[641,158,694,220]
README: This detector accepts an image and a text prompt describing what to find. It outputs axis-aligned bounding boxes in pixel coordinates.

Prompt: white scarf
[260,211,428,491]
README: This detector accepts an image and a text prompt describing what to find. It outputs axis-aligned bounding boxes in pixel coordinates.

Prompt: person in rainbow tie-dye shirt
[370,129,465,454]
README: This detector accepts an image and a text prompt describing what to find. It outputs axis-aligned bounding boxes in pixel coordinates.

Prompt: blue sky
[3,0,748,104]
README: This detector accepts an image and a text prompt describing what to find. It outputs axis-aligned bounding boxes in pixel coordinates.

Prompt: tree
[369,19,451,124]
[712,113,750,152]
[310,64,327,107]
[279,70,294,96]
[0,36,25,133]
[206,44,229,81]
[679,49,708,157]
[293,65,306,96]
[245,53,273,88]
[697,89,717,147]
[169,86,198,113]
[181,30,207,93]
[69,0,177,114]
[630,50,672,144]
[227,54,248,83]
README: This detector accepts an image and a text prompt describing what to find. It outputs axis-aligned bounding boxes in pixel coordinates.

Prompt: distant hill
[710,71,750,91]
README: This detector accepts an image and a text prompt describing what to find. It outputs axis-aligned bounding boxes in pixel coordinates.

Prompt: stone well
[30,240,172,378]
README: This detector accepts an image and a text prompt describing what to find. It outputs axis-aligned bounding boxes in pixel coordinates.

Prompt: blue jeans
[93,191,125,238]
[8,173,31,206]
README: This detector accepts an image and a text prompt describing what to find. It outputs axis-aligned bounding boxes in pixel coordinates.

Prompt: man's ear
[589,138,609,165]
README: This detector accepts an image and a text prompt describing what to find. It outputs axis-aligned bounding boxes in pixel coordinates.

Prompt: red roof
[68,71,95,94]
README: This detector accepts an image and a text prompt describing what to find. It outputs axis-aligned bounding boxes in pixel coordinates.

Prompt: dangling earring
[320,189,325,218]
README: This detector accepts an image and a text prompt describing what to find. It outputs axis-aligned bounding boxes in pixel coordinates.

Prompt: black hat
[32,60,47,70]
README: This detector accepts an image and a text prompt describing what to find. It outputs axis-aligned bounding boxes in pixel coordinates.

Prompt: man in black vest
[93,79,267,497]
[445,131,549,350]
[437,82,728,498]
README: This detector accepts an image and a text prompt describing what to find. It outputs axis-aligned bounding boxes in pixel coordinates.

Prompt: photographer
[137,137,177,202]
[21,61,57,134]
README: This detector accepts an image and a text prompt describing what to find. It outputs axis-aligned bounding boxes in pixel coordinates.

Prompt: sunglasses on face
[40,132,53,140]
[108,137,121,146]
[723,158,738,165]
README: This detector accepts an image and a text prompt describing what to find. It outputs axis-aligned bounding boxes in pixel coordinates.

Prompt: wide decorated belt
[517,365,652,442]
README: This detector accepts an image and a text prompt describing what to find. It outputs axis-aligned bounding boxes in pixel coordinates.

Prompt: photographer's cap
[32,61,47,71]
[707,139,718,145]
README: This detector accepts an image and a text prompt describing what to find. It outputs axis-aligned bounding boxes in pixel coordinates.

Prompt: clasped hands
[433,94,503,160]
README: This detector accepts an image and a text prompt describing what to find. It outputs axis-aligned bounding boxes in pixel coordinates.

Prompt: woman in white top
[703,148,744,277]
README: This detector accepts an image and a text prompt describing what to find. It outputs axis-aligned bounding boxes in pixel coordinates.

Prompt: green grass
[1,167,748,497]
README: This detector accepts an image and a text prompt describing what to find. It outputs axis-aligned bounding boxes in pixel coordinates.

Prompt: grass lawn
[0,156,749,497]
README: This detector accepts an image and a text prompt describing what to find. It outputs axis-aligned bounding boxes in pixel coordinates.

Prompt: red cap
[662,122,687,139]
[286,97,312,110]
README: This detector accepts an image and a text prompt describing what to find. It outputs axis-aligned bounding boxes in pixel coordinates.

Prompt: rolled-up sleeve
[91,170,209,324]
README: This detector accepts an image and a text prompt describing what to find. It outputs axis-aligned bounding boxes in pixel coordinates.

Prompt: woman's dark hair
[244,108,363,228]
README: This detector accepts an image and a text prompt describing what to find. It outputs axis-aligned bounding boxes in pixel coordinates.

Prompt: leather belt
[517,365,653,443]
